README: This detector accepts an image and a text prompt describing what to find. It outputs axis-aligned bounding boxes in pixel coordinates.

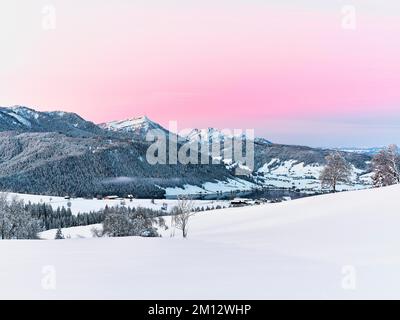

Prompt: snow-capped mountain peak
[183,127,271,145]
[183,128,225,143]
[0,105,41,129]
[99,115,170,137]
[0,105,105,137]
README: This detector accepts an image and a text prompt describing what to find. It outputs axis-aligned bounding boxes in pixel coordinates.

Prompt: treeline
[0,192,167,239]
[27,203,166,232]
[26,202,105,230]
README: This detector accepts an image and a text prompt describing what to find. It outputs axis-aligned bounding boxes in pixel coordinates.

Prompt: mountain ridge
[0,105,111,138]
[98,115,170,138]
[0,105,374,197]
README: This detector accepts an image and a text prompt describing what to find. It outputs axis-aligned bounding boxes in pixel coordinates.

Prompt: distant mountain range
[0,105,374,197]
[181,127,271,145]
[334,147,383,156]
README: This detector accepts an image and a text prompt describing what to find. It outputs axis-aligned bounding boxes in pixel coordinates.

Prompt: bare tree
[171,196,195,238]
[372,144,400,187]
[319,152,352,192]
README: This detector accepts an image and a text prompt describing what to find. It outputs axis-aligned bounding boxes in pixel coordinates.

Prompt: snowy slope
[0,106,39,128]
[182,127,271,145]
[99,115,170,138]
[183,127,244,143]
[1,185,400,299]
[256,158,372,191]
[40,224,103,240]
[0,105,105,137]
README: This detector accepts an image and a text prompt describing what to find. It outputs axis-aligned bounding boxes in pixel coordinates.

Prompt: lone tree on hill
[171,196,195,238]
[319,152,352,192]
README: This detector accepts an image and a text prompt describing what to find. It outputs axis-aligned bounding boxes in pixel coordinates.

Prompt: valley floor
[1,185,400,299]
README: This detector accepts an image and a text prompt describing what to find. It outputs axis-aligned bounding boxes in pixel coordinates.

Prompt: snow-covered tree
[372,144,400,188]
[55,228,64,240]
[319,152,352,192]
[171,196,195,238]
[0,194,42,240]
[0,193,11,240]
[101,207,160,237]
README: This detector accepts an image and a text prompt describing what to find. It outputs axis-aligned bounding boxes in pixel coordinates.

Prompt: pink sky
[1,1,399,146]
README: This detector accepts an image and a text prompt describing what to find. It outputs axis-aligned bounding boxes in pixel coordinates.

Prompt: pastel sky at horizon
[1,0,399,147]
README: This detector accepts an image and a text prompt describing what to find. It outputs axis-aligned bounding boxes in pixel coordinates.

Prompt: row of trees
[27,202,105,230]
[0,195,118,239]
[319,144,400,191]
[1,197,168,240]
[0,191,188,240]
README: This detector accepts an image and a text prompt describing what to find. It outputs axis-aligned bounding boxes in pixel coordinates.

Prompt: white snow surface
[40,224,103,240]
[1,185,400,299]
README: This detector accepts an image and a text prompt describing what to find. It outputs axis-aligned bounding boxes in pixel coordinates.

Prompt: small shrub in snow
[91,227,103,238]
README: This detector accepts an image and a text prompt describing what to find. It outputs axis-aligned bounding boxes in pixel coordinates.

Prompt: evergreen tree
[55,228,64,240]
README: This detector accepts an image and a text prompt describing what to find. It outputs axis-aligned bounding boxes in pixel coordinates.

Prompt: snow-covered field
[6,192,229,215]
[2,185,400,299]
[40,224,103,240]
[257,159,372,191]
[164,178,256,197]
